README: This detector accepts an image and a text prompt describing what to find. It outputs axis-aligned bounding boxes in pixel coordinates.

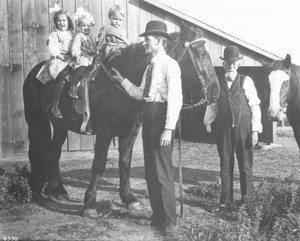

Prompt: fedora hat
[140,20,172,40]
[220,46,243,62]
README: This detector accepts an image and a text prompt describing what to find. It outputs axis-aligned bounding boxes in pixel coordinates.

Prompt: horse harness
[172,37,209,110]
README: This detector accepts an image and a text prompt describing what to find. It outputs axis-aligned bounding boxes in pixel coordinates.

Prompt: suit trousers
[142,102,177,225]
[216,120,253,205]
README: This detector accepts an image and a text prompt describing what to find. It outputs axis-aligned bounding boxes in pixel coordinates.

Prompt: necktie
[142,63,153,98]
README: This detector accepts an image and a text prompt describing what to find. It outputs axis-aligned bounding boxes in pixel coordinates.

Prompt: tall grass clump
[0,165,33,203]
[189,177,300,240]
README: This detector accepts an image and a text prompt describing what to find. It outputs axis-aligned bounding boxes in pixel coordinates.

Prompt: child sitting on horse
[68,8,97,99]
[88,4,129,81]
[37,4,76,118]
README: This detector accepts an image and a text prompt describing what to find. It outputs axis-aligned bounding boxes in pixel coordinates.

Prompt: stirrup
[51,102,63,118]
[68,86,79,99]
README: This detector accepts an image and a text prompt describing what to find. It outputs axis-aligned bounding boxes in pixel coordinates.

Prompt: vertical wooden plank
[89,0,102,37]
[126,0,141,43]
[139,1,151,36]
[23,0,38,79]
[62,0,76,14]
[0,65,13,156]
[8,0,22,52]
[0,1,9,66]
[80,135,94,150]
[0,1,9,156]
[36,0,50,54]
[49,0,59,33]
[133,127,143,152]
[75,0,89,9]
[23,0,37,53]
[102,0,113,26]
[67,132,81,151]
[8,0,26,153]
[10,52,26,152]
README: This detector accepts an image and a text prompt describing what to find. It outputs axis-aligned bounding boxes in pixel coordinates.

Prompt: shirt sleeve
[71,34,82,58]
[165,60,182,130]
[203,103,218,132]
[243,76,263,133]
[48,32,60,57]
[121,78,144,100]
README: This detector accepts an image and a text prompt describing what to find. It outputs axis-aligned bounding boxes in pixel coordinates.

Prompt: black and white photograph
[0,0,299,240]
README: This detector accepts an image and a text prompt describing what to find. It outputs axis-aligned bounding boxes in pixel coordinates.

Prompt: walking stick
[177,113,183,217]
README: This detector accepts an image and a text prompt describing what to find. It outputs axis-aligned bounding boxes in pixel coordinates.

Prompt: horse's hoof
[127,202,142,212]
[81,208,98,218]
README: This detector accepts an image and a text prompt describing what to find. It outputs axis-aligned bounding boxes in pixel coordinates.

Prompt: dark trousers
[142,102,176,225]
[71,66,87,87]
[216,119,253,205]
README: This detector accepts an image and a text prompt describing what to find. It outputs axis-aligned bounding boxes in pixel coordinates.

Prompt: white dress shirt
[121,51,183,130]
[204,75,262,133]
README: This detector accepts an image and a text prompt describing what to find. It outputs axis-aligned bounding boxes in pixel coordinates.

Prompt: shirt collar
[151,51,167,64]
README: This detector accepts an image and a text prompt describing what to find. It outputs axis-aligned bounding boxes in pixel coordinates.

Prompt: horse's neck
[286,66,300,107]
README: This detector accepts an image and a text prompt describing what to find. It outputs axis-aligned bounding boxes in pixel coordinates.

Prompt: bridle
[172,37,209,110]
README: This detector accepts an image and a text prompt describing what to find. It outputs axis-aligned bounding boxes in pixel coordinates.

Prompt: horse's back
[23,61,47,120]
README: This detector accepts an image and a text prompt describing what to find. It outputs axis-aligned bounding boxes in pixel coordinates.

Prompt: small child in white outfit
[69,8,97,98]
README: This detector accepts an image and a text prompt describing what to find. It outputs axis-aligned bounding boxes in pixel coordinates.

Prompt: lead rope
[175,37,208,218]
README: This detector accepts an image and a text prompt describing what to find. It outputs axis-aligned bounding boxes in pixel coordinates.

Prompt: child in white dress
[69,8,97,99]
[40,4,76,118]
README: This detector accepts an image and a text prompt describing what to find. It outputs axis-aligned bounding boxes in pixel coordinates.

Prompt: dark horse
[23,22,220,217]
[262,54,300,151]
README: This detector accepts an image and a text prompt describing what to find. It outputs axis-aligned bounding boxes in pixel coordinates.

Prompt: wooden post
[272,121,277,144]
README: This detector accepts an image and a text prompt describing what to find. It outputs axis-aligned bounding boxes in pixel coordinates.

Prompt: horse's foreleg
[118,117,142,211]
[27,113,52,193]
[45,122,68,200]
[82,121,113,218]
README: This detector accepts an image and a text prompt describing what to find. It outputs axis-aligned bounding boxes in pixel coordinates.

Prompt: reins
[174,37,210,218]
[175,37,209,110]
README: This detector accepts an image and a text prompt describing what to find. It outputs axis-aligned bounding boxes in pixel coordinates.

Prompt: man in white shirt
[204,46,262,210]
[111,21,182,231]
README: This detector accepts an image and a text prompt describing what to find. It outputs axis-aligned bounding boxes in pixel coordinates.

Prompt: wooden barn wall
[0,0,272,157]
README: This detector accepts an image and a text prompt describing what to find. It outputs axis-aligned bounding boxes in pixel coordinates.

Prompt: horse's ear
[284,54,291,68]
[180,19,191,36]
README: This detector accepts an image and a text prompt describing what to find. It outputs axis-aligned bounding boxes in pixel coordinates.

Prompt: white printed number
[2,237,18,241]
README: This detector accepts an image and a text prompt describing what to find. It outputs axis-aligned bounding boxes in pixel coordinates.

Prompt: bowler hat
[140,20,172,40]
[220,46,243,62]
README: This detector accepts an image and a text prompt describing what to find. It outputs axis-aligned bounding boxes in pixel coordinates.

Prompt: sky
[158,0,300,65]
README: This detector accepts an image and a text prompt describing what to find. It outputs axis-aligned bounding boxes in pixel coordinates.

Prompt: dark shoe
[68,86,79,99]
[51,101,63,118]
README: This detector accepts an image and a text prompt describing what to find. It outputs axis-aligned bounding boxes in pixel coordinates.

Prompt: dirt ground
[0,127,299,241]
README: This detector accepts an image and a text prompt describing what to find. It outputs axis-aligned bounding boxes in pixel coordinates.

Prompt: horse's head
[167,21,220,104]
[262,54,292,121]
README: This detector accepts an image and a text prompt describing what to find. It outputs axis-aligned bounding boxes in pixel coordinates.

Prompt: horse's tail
[23,62,53,192]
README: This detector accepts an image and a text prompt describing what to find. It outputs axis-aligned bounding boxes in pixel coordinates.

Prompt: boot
[69,84,79,99]
[51,101,62,118]
[50,79,66,118]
